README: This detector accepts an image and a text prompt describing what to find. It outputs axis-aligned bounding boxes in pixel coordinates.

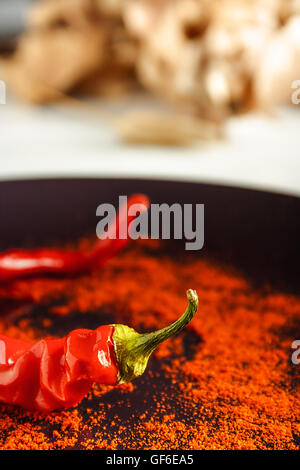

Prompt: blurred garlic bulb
[124,0,300,119]
[2,0,300,119]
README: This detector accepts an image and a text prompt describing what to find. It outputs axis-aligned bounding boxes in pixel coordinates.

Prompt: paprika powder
[0,239,299,450]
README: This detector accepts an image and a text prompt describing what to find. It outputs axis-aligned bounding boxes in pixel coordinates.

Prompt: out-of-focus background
[0,0,299,195]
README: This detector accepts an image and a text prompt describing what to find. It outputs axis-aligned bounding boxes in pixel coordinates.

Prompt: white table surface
[0,98,299,197]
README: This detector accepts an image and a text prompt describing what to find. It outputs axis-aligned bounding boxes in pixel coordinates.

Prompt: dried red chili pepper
[0,194,149,282]
[0,289,198,412]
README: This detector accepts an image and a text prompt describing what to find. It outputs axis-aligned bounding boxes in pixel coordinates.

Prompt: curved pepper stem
[113,289,198,384]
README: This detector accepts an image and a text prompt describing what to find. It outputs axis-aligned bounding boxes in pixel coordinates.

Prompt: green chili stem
[135,289,198,355]
[113,289,199,384]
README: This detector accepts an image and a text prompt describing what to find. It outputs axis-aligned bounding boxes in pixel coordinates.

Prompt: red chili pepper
[0,194,149,282]
[0,290,198,412]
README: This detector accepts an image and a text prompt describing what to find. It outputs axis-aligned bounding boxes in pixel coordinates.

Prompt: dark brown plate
[0,178,299,450]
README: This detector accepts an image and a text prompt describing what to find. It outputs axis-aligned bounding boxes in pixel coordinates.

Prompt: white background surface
[0,99,299,197]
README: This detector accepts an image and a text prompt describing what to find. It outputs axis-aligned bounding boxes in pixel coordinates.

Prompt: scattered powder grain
[0,239,299,450]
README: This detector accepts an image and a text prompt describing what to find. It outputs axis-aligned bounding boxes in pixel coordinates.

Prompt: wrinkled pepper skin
[0,290,199,413]
[0,194,149,282]
[0,327,118,412]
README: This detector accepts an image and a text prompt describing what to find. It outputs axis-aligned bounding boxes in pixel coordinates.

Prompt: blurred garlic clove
[123,0,163,38]
[204,64,231,106]
[2,0,137,103]
[114,110,222,146]
[204,24,243,59]
[255,15,300,106]
[2,26,105,103]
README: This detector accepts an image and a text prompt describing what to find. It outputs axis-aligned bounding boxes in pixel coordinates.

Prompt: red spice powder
[0,239,299,450]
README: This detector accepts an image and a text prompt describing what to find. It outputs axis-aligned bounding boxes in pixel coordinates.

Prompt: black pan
[0,178,299,450]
